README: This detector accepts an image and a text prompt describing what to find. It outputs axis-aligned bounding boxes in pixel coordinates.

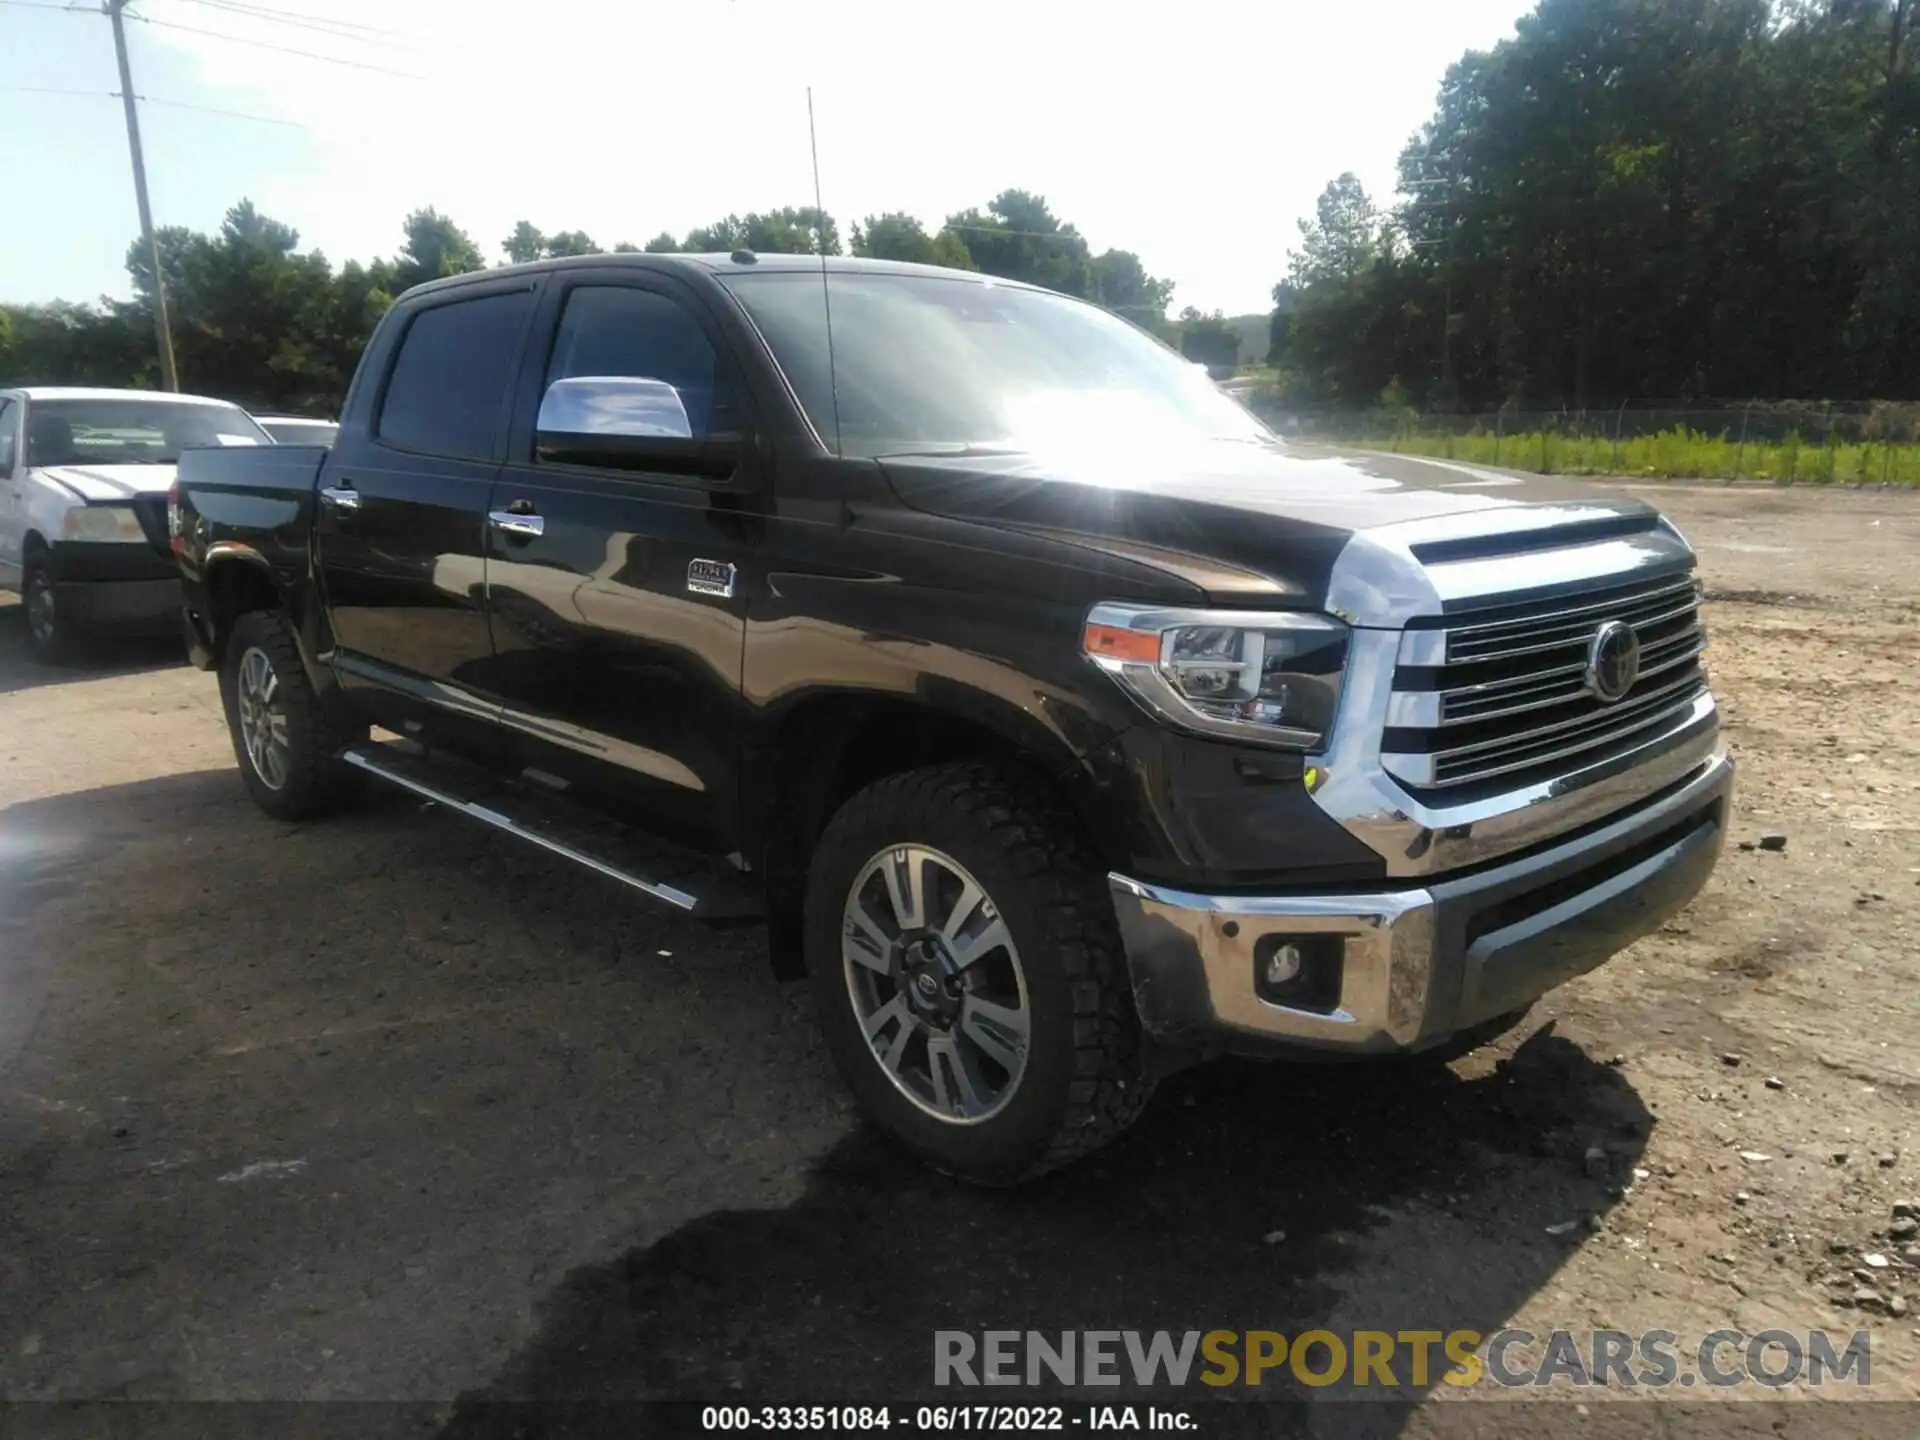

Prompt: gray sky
[3,0,1533,316]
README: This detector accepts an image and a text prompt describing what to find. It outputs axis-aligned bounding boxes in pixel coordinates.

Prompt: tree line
[1273,0,1919,410]
[21,0,1891,422]
[0,190,1240,417]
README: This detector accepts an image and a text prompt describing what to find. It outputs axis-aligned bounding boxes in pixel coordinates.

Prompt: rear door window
[378,290,532,460]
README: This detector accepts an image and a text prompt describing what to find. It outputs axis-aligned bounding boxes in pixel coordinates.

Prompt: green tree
[1288,174,1381,288]
[685,207,840,255]
[643,232,680,253]
[1278,0,1920,406]
[1091,249,1174,327]
[851,212,975,268]
[503,220,546,264]
[544,229,599,258]
[1268,281,1302,361]
[0,300,148,390]
[1413,0,1790,405]
[946,190,1092,296]
[115,200,342,409]
[1174,307,1241,369]
[392,207,485,293]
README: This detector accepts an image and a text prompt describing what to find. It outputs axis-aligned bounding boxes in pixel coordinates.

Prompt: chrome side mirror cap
[536,375,693,443]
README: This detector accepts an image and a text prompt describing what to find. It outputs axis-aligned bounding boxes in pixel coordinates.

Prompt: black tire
[22,557,78,666]
[803,761,1153,1185]
[218,608,366,821]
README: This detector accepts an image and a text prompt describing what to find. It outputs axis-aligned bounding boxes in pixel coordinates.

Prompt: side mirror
[535,375,754,489]
[537,375,694,444]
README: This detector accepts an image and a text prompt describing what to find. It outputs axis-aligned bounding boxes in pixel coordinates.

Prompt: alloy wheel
[236,645,292,791]
[841,844,1030,1125]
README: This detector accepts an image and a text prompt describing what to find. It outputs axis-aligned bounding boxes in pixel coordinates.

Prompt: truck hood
[878,440,1659,606]
[31,463,177,502]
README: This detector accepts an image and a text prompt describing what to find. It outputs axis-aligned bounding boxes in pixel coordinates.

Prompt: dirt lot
[2,482,1918,1436]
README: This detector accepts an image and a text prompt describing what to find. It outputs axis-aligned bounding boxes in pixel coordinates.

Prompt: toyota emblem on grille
[1586,620,1641,703]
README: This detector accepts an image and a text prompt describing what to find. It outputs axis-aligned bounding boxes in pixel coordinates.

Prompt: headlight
[1084,603,1348,749]
[61,504,147,543]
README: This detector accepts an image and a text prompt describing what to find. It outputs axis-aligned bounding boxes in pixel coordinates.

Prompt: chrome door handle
[319,485,361,511]
[488,510,544,538]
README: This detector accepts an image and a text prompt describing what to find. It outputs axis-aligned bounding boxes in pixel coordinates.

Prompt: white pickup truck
[0,387,271,662]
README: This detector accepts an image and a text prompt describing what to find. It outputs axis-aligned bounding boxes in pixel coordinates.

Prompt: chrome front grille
[1382,572,1708,792]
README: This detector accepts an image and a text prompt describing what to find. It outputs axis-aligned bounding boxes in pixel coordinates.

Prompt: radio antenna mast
[806,87,844,457]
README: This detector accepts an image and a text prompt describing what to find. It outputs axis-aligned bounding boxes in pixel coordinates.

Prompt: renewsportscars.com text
[933,1328,1872,1390]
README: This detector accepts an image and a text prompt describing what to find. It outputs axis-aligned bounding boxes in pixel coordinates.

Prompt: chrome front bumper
[1108,748,1733,1056]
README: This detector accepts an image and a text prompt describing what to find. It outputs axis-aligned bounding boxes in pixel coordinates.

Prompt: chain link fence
[1241,398,1920,485]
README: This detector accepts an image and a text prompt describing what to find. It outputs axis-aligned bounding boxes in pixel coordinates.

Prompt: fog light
[1264,943,1303,988]
[1253,934,1344,1013]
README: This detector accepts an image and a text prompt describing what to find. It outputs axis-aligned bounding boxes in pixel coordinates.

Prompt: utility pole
[106,0,178,391]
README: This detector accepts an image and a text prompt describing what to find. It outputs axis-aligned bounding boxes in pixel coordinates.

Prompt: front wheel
[22,560,78,665]
[804,762,1153,1184]
[218,609,366,821]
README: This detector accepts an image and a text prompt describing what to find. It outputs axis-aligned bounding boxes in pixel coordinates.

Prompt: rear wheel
[804,762,1153,1184]
[218,609,366,820]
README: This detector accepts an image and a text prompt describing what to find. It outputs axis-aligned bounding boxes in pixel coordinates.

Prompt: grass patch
[1362,425,1920,484]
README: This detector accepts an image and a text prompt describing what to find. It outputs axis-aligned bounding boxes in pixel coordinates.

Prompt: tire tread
[809,761,1154,1183]
[221,609,365,820]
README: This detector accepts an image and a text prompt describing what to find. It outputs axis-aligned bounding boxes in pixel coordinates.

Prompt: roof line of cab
[403,251,1043,301]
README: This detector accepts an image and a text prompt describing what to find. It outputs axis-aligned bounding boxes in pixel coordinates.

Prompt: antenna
[806,86,844,457]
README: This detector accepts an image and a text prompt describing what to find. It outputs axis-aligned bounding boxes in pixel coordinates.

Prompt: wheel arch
[199,548,336,704]
[201,548,286,661]
[750,687,1122,979]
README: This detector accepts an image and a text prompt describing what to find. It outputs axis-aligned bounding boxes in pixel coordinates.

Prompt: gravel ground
[2,481,1917,1437]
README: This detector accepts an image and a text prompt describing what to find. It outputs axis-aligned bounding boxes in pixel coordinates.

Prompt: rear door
[316,279,538,752]
[480,269,765,853]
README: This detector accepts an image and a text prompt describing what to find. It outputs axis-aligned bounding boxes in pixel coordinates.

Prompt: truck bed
[174,442,328,566]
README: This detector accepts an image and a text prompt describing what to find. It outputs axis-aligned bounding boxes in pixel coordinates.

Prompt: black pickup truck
[172,253,1733,1183]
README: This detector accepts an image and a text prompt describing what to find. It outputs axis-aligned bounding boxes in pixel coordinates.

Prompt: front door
[316,280,537,753]
[0,398,22,590]
[480,271,762,853]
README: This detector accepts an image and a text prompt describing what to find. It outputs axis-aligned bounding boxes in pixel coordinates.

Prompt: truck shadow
[0,599,187,696]
[0,764,1650,1435]
[439,1029,1649,1435]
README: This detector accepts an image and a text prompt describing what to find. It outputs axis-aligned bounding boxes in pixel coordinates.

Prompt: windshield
[721,271,1269,460]
[26,399,269,467]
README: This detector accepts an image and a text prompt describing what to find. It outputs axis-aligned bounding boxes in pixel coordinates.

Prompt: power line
[176,0,412,39]
[126,10,423,77]
[1,82,306,127]
[139,91,306,126]
[0,1,87,10]
[170,0,418,46]
[943,223,1098,242]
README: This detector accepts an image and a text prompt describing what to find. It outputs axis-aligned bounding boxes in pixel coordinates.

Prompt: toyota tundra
[170,254,1732,1183]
